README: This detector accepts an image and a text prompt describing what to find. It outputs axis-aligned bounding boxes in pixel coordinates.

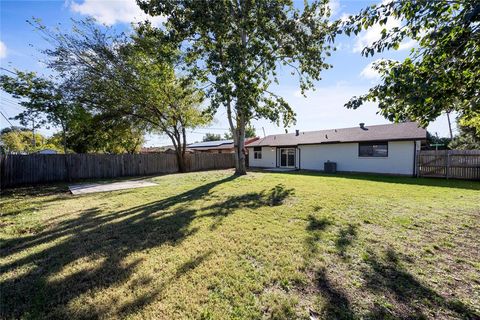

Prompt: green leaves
[341,0,480,129]
[138,0,334,129]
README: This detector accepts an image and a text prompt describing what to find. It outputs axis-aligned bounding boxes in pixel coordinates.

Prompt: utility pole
[446,111,453,140]
[32,119,36,148]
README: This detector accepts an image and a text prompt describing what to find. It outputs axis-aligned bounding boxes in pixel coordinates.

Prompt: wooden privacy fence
[0,152,236,188]
[417,150,480,180]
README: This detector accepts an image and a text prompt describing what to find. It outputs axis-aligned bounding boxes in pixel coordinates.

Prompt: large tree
[0,71,77,153]
[138,0,335,174]
[0,129,61,153]
[202,133,222,142]
[0,70,147,155]
[58,112,146,154]
[449,120,480,150]
[36,19,209,171]
[342,0,479,131]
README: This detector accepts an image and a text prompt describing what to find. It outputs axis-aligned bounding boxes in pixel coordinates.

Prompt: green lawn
[1,170,479,319]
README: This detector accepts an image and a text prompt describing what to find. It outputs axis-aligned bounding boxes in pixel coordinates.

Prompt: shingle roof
[247,122,426,147]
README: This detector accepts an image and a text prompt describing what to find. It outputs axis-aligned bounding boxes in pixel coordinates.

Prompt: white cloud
[339,12,352,22]
[139,83,456,145]
[328,0,341,17]
[248,84,453,138]
[353,0,417,53]
[70,0,165,26]
[398,39,416,51]
[249,84,391,137]
[0,41,6,59]
[353,18,401,53]
[360,59,385,80]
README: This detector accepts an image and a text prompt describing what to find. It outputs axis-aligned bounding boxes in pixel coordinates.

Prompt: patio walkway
[69,180,157,195]
[262,168,297,172]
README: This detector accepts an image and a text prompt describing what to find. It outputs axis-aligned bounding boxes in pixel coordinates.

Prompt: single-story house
[188,137,259,153]
[247,122,427,176]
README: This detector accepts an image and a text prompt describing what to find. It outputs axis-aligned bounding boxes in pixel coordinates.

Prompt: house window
[359,142,388,157]
[253,147,262,159]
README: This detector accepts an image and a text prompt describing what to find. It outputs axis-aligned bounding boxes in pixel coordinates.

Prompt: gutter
[247,138,426,148]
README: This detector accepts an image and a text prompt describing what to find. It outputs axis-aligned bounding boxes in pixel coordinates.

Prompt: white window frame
[253,147,262,159]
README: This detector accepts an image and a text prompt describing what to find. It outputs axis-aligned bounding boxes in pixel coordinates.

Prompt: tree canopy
[0,69,147,154]
[0,130,62,154]
[0,71,76,153]
[138,0,335,174]
[223,124,256,140]
[449,121,480,150]
[342,0,479,133]
[202,133,222,142]
[28,19,209,169]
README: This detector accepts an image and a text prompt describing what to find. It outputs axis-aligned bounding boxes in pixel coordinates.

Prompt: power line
[2,108,10,118]
[1,101,24,110]
[194,127,231,131]
[1,96,23,106]
[0,67,17,75]
[0,111,14,127]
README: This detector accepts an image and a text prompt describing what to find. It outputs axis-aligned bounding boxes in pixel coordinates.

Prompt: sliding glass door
[280,148,295,167]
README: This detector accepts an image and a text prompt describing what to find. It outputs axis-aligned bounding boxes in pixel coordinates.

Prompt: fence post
[446,150,450,179]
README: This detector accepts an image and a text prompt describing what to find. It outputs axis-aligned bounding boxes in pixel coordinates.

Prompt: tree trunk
[226,96,247,175]
[167,129,187,173]
[176,149,187,173]
[234,111,247,175]
[232,14,248,176]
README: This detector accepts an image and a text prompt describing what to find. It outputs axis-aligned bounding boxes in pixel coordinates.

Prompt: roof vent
[325,134,328,139]
[295,129,299,136]
[359,123,365,129]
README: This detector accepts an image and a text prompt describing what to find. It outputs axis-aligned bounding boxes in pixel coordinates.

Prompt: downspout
[275,148,278,168]
[298,147,301,170]
[413,140,417,177]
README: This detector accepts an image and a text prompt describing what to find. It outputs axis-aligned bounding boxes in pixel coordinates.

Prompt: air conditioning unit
[324,161,337,173]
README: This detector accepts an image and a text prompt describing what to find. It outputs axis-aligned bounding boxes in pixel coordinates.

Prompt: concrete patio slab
[262,168,297,172]
[69,180,157,195]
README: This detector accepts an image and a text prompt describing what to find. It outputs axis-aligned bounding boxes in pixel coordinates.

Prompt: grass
[1,170,479,319]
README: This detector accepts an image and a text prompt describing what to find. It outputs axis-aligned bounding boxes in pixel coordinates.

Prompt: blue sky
[1,0,454,146]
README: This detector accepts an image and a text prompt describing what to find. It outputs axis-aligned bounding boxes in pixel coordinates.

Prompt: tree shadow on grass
[0,175,237,259]
[335,224,357,259]
[311,247,479,320]
[1,176,236,318]
[0,184,71,218]
[304,215,332,266]
[0,176,296,319]
[362,248,479,319]
[117,250,214,318]
[304,217,356,319]
[315,269,356,320]
[201,184,295,230]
